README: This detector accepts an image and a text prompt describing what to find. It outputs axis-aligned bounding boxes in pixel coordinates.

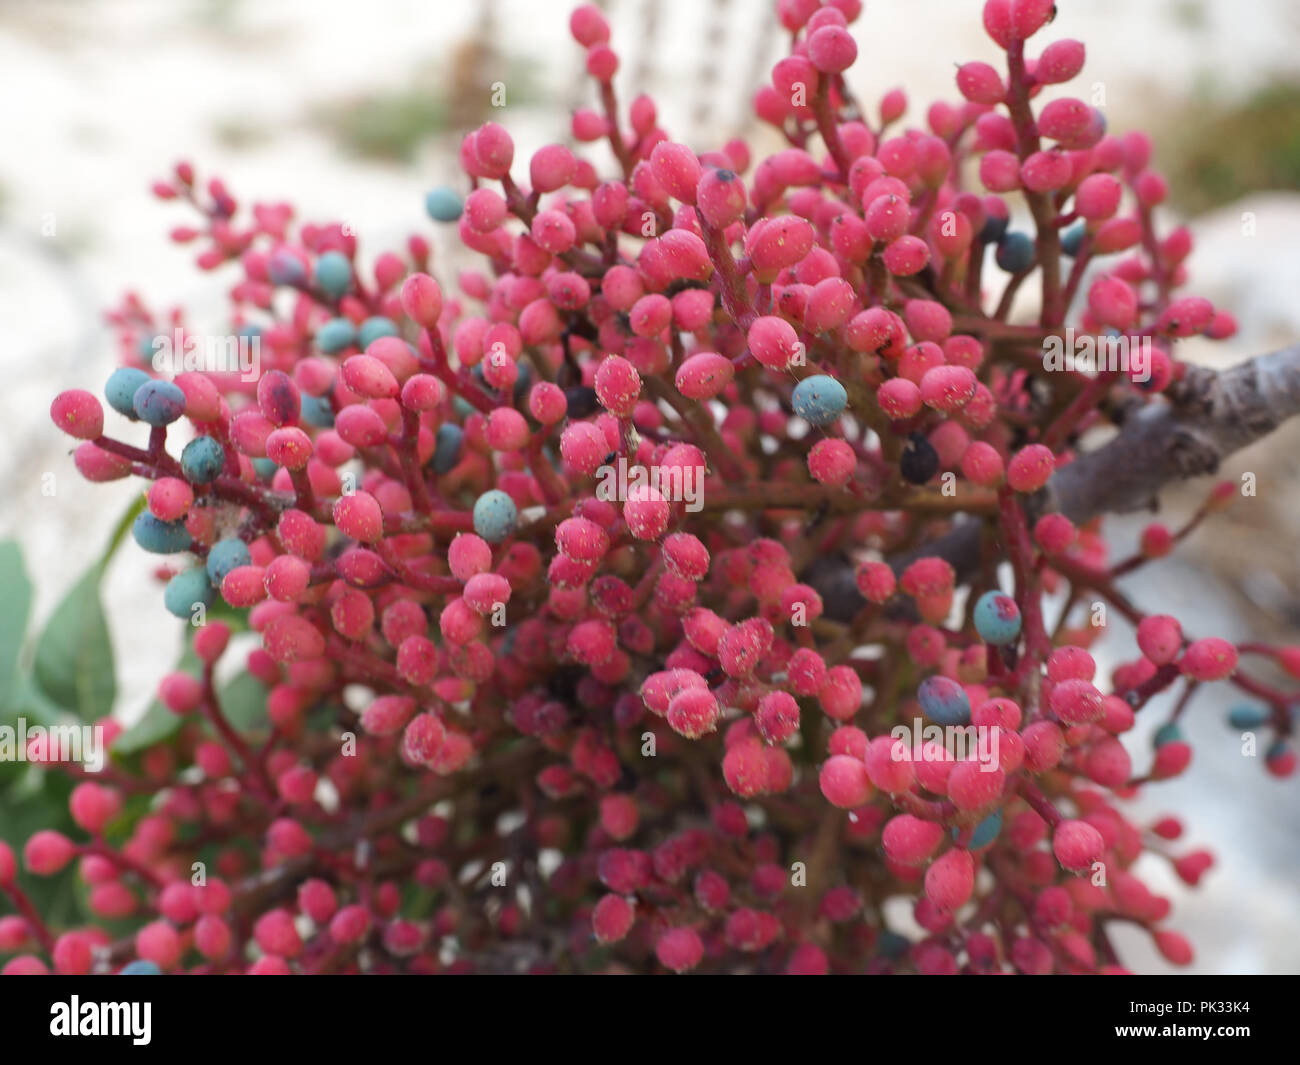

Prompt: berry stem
[1018,780,1063,828]
[811,80,852,182]
[201,661,275,800]
[0,884,55,954]
[1003,40,1064,327]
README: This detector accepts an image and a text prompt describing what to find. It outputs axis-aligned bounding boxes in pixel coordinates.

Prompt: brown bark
[809,345,1300,622]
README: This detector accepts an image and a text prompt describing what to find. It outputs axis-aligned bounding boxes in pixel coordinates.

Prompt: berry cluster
[19,0,1297,975]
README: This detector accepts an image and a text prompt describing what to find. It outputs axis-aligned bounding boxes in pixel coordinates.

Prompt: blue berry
[995,231,1035,274]
[1153,722,1184,747]
[358,316,399,348]
[425,186,464,222]
[206,537,252,584]
[978,212,1009,245]
[268,249,306,286]
[105,367,151,418]
[899,432,940,485]
[917,675,971,726]
[972,590,1022,646]
[132,379,187,426]
[955,809,1003,849]
[180,435,225,484]
[472,489,518,543]
[431,423,464,474]
[314,251,353,299]
[133,512,192,554]
[877,930,910,957]
[301,393,335,428]
[252,457,277,480]
[791,374,848,427]
[1227,704,1268,730]
[1061,220,1086,257]
[119,959,163,975]
[316,317,357,354]
[163,566,214,620]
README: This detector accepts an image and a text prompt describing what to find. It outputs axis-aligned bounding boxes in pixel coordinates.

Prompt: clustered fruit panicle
[21,0,1297,975]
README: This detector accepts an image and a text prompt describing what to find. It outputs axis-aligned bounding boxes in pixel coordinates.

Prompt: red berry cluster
[23,0,1297,975]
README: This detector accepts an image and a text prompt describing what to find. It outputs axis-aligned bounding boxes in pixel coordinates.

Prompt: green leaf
[31,564,116,721]
[103,493,147,566]
[110,699,182,757]
[24,494,144,723]
[218,670,268,732]
[0,676,77,793]
[5,671,72,729]
[0,765,85,925]
[203,595,251,634]
[111,644,199,758]
[0,541,33,710]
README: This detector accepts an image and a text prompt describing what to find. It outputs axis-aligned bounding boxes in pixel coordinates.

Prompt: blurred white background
[1,0,1297,973]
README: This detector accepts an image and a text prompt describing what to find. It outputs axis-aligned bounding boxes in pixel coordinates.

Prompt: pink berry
[882,814,945,865]
[24,830,75,875]
[919,365,977,413]
[807,438,856,487]
[135,920,183,969]
[1006,444,1055,493]
[1049,679,1106,725]
[747,315,802,370]
[696,168,748,228]
[1021,149,1072,192]
[747,217,815,280]
[51,389,104,440]
[864,735,914,793]
[148,477,194,522]
[807,24,857,73]
[1033,513,1076,553]
[333,491,384,543]
[655,926,704,973]
[1180,637,1238,682]
[663,683,719,738]
[947,760,1005,811]
[960,441,1004,486]
[1053,819,1105,873]
[1137,615,1183,665]
[1075,173,1122,220]
[624,485,670,541]
[676,351,734,401]
[1037,39,1086,83]
[593,894,635,942]
[924,848,974,913]
[594,355,642,417]
[881,235,929,275]
[956,61,1003,104]
[1087,275,1138,330]
[69,782,122,834]
[819,665,863,721]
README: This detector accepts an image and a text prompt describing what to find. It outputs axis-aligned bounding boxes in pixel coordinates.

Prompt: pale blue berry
[473,489,518,543]
[791,374,847,426]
